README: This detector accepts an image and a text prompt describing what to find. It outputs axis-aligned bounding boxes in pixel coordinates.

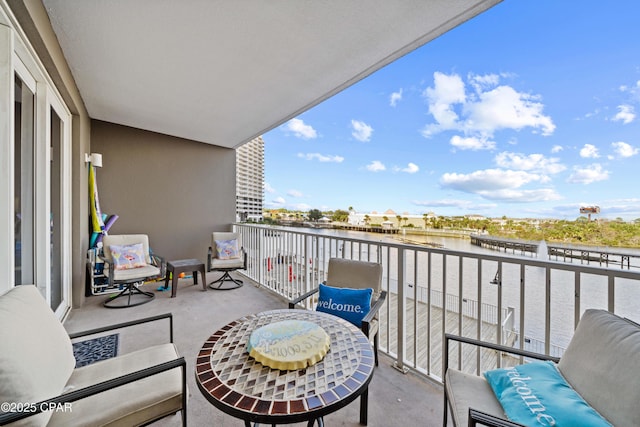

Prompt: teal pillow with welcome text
[484,360,611,427]
[316,283,372,326]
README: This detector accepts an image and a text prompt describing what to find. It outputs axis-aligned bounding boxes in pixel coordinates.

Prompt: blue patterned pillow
[316,283,372,326]
[484,361,611,427]
[215,239,240,260]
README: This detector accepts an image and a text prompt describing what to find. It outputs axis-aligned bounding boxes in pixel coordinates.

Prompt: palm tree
[364,215,370,225]
[396,215,402,228]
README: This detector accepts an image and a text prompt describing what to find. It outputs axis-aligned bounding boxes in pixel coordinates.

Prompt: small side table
[164,259,207,297]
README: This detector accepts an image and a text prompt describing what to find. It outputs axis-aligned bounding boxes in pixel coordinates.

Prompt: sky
[263,1,640,221]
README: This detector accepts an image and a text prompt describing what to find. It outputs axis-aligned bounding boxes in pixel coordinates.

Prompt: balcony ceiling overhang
[42,0,501,149]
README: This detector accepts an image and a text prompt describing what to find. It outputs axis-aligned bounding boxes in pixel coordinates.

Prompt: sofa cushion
[0,286,76,426]
[558,309,640,427]
[445,368,506,427]
[485,360,611,426]
[49,343,183,427]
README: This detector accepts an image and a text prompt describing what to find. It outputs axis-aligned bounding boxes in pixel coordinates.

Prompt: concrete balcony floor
[65,273,446,427]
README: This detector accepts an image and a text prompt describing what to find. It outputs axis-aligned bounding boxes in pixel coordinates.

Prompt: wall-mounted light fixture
[84,152,103,168]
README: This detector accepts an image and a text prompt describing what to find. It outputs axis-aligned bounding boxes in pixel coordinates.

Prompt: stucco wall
[91,120,237,262]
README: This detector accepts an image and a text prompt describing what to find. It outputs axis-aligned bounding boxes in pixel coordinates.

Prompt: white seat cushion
[211,257,244,269]
[112,264,160,281]
[49,344,183,427]
[445,368,506,427]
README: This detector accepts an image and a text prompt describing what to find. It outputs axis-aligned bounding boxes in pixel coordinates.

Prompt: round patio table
[195,309,375,426]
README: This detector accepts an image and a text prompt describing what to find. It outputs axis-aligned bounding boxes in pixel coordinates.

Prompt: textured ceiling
[43,0,501,148]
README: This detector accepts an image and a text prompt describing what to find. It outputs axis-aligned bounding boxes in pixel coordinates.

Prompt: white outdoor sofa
[443,309,640,426]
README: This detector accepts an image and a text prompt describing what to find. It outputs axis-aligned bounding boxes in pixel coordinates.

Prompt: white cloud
[612,104,636,124]
[287,189,303,197]
[284,118,317,139]
[441,169,545,192]
[394,162,419,174]
[466,85,556,136]
[272,196,286,205]
[551,145,563,153]
[611,141,638,158]
[439,169,560,202]
[579,144,600,158]
[478,188,562,202]
[366,160,386,172]
[450,135,495,151]
[620,80,640,102]
[351,120,373,142]
[297,152,344,163]
[413,199,471,208]
[495,152,566,174]
[264,182,275,193]
[421,72,555,138]
[468,73,500,92]
[422,72,466,133]
[567,164,609,184]
[390,89,403,107]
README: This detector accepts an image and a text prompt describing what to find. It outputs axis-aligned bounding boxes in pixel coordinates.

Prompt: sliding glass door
[3,15,73,318]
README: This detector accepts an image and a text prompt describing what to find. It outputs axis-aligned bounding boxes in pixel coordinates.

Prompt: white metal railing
[234,223,640,382]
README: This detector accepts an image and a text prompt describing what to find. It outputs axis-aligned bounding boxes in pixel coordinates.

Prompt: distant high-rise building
[236,136,264,221]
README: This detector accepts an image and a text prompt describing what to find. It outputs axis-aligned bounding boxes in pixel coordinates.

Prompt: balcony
[65,269,443,426]
[64,224,640,426]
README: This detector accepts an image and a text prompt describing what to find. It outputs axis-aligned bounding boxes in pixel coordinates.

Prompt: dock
[470,234,639,269]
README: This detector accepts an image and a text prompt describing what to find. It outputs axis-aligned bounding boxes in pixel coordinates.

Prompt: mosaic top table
[195,309,375,426]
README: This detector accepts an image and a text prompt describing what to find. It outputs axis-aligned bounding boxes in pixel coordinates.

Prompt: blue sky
[263,1,640,221]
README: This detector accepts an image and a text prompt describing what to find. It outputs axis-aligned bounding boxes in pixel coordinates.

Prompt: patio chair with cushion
[289,257,386,366]
[207,231,247,290]
[0,285,187,426]
[443,308,640,427]
[101,234,165,308]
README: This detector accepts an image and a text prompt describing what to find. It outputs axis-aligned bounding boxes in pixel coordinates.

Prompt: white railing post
[394,248,408,373]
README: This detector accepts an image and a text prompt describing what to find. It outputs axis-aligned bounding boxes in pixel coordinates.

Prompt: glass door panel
[14,74,35,286]
[50,107,62,311]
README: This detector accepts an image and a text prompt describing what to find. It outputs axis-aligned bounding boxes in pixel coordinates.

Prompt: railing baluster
[574,271,580,329]
[234,224,640,385]
[394,247,407,373]
[545,266,551,355]
[519,264,525,364]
